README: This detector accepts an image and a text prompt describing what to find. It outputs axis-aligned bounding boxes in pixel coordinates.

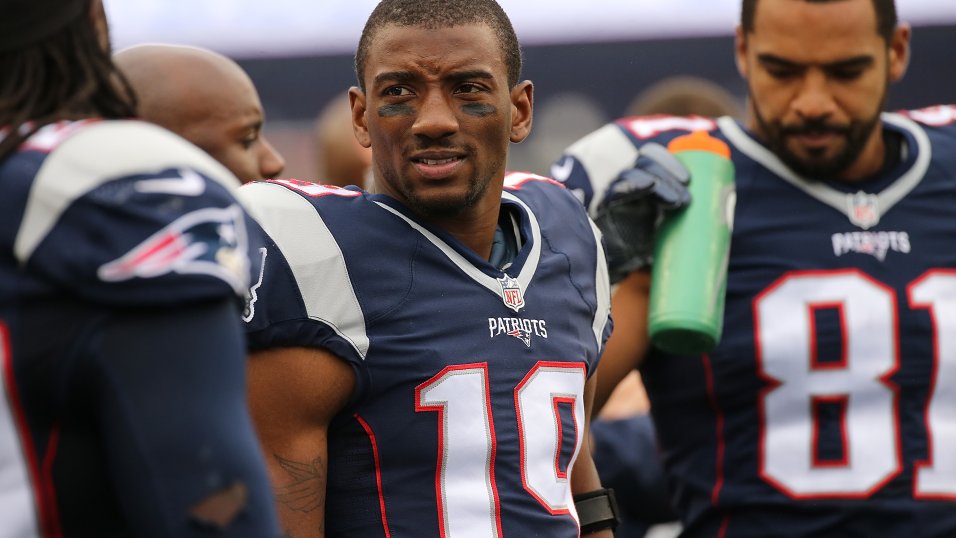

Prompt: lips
[792,131,839,146]
[411,154,465,179]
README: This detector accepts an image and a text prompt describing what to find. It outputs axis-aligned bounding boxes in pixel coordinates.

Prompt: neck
[371,173,505,260]
[429,201,501,261]
[834,128,887,182]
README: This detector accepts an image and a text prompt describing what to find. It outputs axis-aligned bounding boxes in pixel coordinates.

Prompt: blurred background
[104,0,956,182]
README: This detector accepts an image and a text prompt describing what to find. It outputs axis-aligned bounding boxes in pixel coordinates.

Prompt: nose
[411,90,458,140]
[791,69,837,121]
[258,136,285,179]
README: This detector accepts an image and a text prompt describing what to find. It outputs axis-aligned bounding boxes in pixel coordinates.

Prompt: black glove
[593,143,691,284]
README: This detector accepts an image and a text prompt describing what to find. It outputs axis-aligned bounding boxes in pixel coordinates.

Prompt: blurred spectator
[626,75,744,119]
[313,92,372,188]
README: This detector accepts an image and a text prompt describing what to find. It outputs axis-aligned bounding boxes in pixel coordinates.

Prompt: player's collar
[718,113,930,230]
[489,206,520,270]
[372,190,541,307]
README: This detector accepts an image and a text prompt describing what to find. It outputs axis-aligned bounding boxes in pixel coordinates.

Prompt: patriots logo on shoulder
[497,274,525,313]
[97,204,250,294]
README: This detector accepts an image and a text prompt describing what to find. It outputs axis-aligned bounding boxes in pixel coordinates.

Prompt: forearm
[594,270,652,412]
[265,445,329,538]
[572,449,616,537]
[573,376,618,537]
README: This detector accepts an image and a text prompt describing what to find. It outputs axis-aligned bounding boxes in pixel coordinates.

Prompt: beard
[750,87,886,179]
[376,148,499,219]
[402,172,492,219]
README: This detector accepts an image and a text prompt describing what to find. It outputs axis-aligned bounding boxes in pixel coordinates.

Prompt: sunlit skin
[114,45,285,183]
[349,23,533,259]
[736,0,909,181]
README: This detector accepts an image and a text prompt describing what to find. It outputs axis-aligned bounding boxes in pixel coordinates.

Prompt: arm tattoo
[274,454,327,515]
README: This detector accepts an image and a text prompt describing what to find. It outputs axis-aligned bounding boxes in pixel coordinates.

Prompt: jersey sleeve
[550,123,641,218]
[92,300,280,537]
[238,181,368,370]
[552,115,722,220]
[15,121,263,308]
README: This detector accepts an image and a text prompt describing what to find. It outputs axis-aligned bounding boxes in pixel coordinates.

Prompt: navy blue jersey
[556,107,956,537]
[591,414,676,537]
[0,120,277,536]
[241,173,612,537]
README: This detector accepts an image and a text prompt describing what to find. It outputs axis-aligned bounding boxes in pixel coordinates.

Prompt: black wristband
[574,487,620,535]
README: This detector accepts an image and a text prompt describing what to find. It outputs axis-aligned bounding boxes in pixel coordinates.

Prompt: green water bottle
[649,130,736,355]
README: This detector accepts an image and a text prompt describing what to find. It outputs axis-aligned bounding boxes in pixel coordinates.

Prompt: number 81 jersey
[240,174,611,537]
[559,107,956,537]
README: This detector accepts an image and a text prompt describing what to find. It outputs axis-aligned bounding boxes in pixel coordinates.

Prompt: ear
[509,80,534,144]
[734,25,749,79]
[888,23,911,83]
[348,87,371,148]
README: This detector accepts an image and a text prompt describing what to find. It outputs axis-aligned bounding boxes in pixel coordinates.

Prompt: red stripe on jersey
[355,413,392,538]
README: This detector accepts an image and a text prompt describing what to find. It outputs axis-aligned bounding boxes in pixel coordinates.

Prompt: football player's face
[350,23,532,219]
[181,80,285,184]
[736,0,909,179]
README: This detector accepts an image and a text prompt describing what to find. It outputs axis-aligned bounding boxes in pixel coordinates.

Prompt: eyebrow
[372,69,495,88]
[447,70,495,83]
[372,71,416,88]
[757,53,875,71]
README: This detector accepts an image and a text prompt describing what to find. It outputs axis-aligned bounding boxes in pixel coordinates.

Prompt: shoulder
[237,180,366,252]
[554,115,722,212]
[893,105,956,144]
[895,105,956,129]
[503,171,571,199]
[882,106,956,176]
[503,172,604,276]
[239,179,363,212]
[39,119,236,189]
[13,120,258,305]
[563,114,721,163]
[239,180,374,366]
[504,171,593,224]
[16,120,240,262]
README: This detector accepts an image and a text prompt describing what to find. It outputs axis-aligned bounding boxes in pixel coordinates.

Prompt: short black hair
[354,0,522,92]
[741,0,897,43]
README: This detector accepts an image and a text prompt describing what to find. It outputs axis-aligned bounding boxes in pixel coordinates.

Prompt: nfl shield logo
[846,191,880,229]
[498,274,525,313]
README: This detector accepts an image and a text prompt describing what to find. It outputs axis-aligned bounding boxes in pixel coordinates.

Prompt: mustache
[411,137,473,155]
[779,119,850,136]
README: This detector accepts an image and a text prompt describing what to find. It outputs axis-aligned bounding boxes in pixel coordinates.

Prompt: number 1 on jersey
[416,361,586,536]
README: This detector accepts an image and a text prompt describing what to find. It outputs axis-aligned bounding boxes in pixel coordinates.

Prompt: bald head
[115,44,284,182]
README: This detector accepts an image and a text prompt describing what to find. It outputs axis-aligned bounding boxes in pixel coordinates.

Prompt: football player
[0,0,279,535]
[114,44,286,184]
[240,0,617,536]
[554,0,956,536]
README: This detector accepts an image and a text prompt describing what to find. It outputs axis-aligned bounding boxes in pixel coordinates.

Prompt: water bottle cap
[667,130,731,159]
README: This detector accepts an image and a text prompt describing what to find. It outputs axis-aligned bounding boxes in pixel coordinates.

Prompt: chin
[413,194,473,218]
